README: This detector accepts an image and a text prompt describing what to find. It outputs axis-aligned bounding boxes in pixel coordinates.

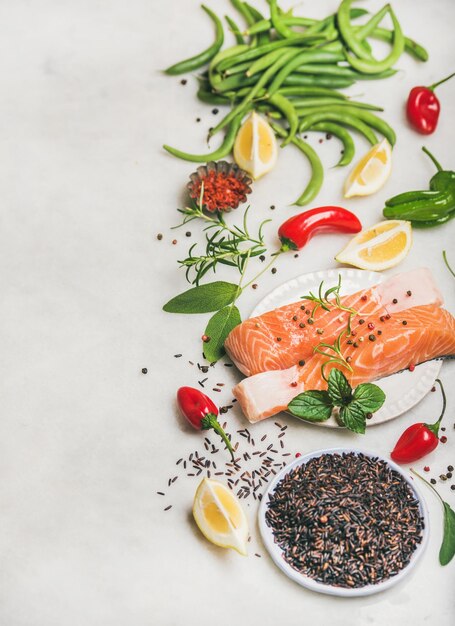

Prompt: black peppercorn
[299,360,305,367]
[369,334,376,341]
[141,368,148,374]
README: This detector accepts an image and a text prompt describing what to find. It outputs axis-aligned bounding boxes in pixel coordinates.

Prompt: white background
[1,1,454,624]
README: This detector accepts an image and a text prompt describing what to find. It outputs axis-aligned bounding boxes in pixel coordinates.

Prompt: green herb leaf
[288,391,333,422]
[203,305,241,363]
[339,402,366,434]
[163,282,240,313]
[327,368,352,406]
[440,502,455,566]
[352,383,386,413]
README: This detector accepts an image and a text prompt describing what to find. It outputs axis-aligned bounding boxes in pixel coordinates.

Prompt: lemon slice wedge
[335,220,412,271]
[233,111,278,180]
[193,478,248,555]
[344,138,392,198]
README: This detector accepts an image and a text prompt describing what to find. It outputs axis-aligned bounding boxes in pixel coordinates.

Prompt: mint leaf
[327,369,352,407]
[339,401,366,434]
[203,305,241,363]
[352,383,386,413]
[288,391,333,422]
[163,282,240,313]
[440,502,455,566]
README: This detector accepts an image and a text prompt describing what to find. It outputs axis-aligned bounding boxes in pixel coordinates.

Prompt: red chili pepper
[406,72,455,135]
[278,206,362,251]
[176,386,234,459]
[390,379,446,463]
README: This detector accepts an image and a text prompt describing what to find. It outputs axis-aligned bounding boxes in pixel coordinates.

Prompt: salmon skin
[225,268,443,376]
[233,303,455,423]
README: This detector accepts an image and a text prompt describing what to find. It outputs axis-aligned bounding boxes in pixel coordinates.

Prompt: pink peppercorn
[424,466,430,472]
[361,295,367,301]
[295,452,301,458]
[409,364,415,372]
[368,323,375,330]
[440,436,448,443]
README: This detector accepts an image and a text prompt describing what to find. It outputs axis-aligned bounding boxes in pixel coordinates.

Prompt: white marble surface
[1,1,455,624]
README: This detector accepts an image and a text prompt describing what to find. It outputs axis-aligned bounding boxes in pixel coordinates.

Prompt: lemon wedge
[193,478,248,555]
[344,138,392,198]
[335,220,412,271]
[233,111,278,180]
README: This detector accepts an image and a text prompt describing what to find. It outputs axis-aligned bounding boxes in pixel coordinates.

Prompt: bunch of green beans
[163,0,428,205]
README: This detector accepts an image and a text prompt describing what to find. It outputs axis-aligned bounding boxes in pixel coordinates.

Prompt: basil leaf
[339,401,366,434]
[353,383,386,413]
[288,391,333,422]
[327,369,352,407]
[163,281,240,314]
[203,305,241,363]
[440,501,455,566]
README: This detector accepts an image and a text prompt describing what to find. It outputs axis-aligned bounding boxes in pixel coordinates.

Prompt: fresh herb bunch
[175,201,270,285]
[302,275,357,331]
[288,368,386,433]
[313,329,353,382]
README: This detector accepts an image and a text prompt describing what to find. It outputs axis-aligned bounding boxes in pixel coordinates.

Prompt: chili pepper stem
[201,413,235,460]
[422,146,443,171]
[424,378,446,436]
[410,468,444,505]
[428,72,455,91]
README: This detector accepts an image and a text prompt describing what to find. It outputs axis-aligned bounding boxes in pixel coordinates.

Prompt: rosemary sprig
[175,197,272,285]
[313,328,353,382]
[302,275,358,333]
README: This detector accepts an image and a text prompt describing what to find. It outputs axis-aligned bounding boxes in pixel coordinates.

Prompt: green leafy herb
[352,383,386,413]
[163,281,240,313]
[203,305,242,362]
[302,275,357,332]
[313,329,353,382]
[411,469,455,566]
[327,368,352,406]
[288,390,333,422]
[287,368,385,434]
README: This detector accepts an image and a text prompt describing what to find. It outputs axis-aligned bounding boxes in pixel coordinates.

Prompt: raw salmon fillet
[225,268,442,376]
[233,304,455,423]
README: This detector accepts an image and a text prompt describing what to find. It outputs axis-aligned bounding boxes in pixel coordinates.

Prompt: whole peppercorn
[157,233,163,240]
[299,360,305,367]
[141,368,148,374]
[440,436,448,443]
[271,268,277,274]
[368,322,375,330]
[359,319,365,325]
[377,330,382,335]
[201,334,211,343]
[392,298,398,304]
[424,466,430,472]
[369,334,376,342]
[402,320,407,326]
[451,485,455,491]
[407,290,412,296]
[448,465,454,472]
[292,315,298,321]
[295,452,301,458]
[430,478,437,485]
[308,319,314,325]
[447,472,453,479]
[299,322,305,329]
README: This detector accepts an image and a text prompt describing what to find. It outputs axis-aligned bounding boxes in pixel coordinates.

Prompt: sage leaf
[163,281,240,314]
[327,368,352,407]
[288,391,333,422]
[203,305,241,363]
[440,501,455,566]
[339,401,366,434]
[353,383,386,413]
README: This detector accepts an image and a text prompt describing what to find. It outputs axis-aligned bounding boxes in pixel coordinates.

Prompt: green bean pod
[345,8,405,74]
[299,111,378,145]
[292,98,383,111]
[247,47,293,77]
[163,110,247,163]
[369,27,428,62]
[283,74,356,88]
[310,122,356,166]
[225,15,245,45]
[267,93,299,145]
[337,0,374,61]
[270,0,297,39]
[271,122,324,206]
[164,5,224,75]
[278,86,347,99]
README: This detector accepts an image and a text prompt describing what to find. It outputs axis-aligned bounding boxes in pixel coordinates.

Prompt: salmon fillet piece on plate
[227,269,455,423]
[225,268,442,376]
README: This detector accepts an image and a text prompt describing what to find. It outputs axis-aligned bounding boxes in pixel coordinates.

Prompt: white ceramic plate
[258,447,429,597]
[250,268,442,426]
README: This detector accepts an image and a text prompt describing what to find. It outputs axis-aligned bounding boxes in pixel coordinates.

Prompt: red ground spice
[187,162,252,212]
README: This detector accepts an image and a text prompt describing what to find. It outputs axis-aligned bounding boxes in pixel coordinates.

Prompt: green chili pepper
[164,6,224,75]
[383,147,455,226]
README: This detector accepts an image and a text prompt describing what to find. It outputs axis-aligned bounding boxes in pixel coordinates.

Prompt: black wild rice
[265,452,424,588]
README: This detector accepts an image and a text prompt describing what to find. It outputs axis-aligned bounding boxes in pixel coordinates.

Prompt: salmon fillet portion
[225,268,442,376]
[233,304,455,423]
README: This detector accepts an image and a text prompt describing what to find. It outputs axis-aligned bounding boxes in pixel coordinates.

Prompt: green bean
[246,16,317,36]
[224,60,255,76]
[347,68,397,80]
[267,93,299,145]
[214,73,259,92]
[243,3,269,46]
[163,111,247,163]
[247,47,293,77]
[295,64,362,78]
[310,122,355,166]
[283,74,356,88]
[337,0,374,61]
[164,5,224,75]
[299,111,378,145]
[278,86,347,99]
[355,4,390,41]
[270,122,324,206]
[368,27,428,62]
[267,50,345,96]
[292,98,383,111]
[230,0,255,26]
[216,35,327,73]
[210,48,299,137]
[209,44,249,86]
[345,8,405,74]
[270,0,296,39]
[197,87,232,105]
[225,16,245,45]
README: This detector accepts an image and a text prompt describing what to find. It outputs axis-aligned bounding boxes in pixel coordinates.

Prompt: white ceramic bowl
[258,447,429,597]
